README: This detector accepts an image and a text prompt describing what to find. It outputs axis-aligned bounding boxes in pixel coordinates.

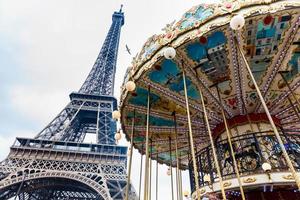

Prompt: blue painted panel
[128,87,160,107]
[186,31,227,62]
[126,111,175,127]
[148,60,200,100]
[179,6,214,30]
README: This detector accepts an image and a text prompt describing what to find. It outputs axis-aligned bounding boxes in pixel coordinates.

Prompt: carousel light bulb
[262,162,272,172]
[125,81,136,92]
[112,110,121,120]
[203,174,211,183]
[127,147,131,156]
[163,47,176,59]
[230,14,245,30]
[183,190,189,197]
[114,131,122,141]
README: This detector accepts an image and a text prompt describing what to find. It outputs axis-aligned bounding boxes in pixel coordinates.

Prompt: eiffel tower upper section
[79,8,124,96]
[32,7,124,145]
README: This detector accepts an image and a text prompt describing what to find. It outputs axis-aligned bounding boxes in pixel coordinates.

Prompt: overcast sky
[0,0,219,199]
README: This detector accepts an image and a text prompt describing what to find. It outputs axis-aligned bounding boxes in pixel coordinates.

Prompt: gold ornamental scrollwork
[223,181,232,188]
[200,188,206,194]
[243,177,257,183]
[283,174,294,180]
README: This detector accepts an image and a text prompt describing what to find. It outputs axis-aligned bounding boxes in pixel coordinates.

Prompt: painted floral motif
[138,34,162,61]
[177,5,214,30]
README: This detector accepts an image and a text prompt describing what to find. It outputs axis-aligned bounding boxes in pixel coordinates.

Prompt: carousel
[117,0,300,199]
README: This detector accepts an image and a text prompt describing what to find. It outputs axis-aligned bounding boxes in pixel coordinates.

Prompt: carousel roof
[119,0,300,169]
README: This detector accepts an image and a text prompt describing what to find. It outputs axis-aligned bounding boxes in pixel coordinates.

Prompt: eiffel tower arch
[0,6,137,200]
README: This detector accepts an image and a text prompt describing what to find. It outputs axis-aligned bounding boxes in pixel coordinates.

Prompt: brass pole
[144,85,151,200]
[179,166,183,200]
[178,153,183,200]
[156,153,159,200]
[198,88,226,199]
[149,141,152,200]
[125,110,135,200]
[138,146,143,200]
[235,37,300,189]
[169,137,175,200]
[182,67,200,200]
[173,113,182,200]
[278,72,300,121]
[215,85,246,200]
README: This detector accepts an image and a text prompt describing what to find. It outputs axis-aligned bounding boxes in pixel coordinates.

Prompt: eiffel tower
[0,6,137,200]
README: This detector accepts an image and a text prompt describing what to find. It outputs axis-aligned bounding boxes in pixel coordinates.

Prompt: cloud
[0,129,35,159]
[9,85,69,124]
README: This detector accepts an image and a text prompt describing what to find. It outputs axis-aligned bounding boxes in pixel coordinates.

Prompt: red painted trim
[212,113,282,138]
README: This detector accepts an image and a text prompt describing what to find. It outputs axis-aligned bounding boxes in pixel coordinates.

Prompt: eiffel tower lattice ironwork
[0,6,137,200]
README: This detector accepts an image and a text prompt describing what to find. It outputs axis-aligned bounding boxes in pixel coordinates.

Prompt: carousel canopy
[119,0,300,169]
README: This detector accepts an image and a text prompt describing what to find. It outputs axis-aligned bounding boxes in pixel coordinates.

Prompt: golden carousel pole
[149,140,153,200]
[164,47,200,199]
[169,137,175,200]
[182,66,201,200]
[173,113,183,200]
[144,85,151,200]
[138,145,144,200]
[125,109,135,200]
[233,31,300,189]
[198,88,227,199]
[156,152,159,200]
[178,152,183,200]
[179,163,183,200]
[214,84,246,200]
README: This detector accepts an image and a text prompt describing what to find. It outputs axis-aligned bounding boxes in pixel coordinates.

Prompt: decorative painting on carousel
[147,59,200,101]
[138,34,162,61]
[176,5,214,31]
[184,31,230,83]
[159,151,177,162]
[127,86,188,115]
[133,136,145,143]
[244,14,292,82]
[125,110,175,127]
[283,41,300,82]
[245,92,258,108]
[218,80,232,95]
[264,90,280,107]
